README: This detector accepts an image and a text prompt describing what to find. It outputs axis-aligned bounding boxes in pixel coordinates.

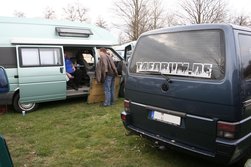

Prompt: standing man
[96,48,118,106]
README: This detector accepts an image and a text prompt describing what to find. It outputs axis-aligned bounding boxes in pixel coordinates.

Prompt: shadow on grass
[39,96,89,109]
[130,136,247,167]
[7,96,89,113]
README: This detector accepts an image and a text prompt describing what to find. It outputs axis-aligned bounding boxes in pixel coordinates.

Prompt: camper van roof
[0,16,118,46]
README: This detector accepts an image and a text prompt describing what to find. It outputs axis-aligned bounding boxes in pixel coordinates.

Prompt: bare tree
[44,7,56,19]
[148,0,165,29]
[114,0,150,41]
[114,0,168,41]
[63,4,77,21]
[14,11,25,18]
[179,0,228,24]
[75,1,88,22]
[230,14,251,27]
[63,1,88,22]
[96,17,108,29]
[164,12,181,27]
[118,32,129,44]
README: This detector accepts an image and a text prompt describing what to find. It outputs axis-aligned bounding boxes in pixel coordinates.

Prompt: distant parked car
[113,41,137,97]
[113,41,136,62]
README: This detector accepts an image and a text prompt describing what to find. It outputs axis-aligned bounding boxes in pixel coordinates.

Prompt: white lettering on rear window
[136,62,212,78]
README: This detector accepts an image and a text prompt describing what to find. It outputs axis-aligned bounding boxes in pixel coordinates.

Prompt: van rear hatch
[125,28,239,155]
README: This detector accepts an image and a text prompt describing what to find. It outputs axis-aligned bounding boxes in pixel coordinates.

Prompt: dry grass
[0,98,239,167]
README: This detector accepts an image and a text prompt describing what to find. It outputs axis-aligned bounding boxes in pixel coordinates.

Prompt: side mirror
[124,45,132,61]
[0,67,9,93]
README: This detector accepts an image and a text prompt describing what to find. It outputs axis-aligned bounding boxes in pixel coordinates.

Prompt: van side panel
[126,76,240,121]
[18,69,66,102]
[17,46,67,103]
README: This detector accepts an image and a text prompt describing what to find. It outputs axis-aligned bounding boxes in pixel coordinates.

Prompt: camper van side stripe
[0,47,17,68]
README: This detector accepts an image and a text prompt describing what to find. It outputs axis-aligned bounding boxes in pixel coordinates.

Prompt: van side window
[19,47,62,67]
[0,47,17,68]
[239,34,251,79]
[20,48,40,66]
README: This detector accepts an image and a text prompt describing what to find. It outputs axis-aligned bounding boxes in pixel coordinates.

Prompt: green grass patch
[0,98,228,167]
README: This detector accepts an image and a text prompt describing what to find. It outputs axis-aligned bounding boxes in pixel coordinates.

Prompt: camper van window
[130,30,225,80]
[40,48,61,65]
[0,47,17,68]
[83,53,94,64]
[239,34,251,79]
[21,48,40,66]
[19,47,62,67]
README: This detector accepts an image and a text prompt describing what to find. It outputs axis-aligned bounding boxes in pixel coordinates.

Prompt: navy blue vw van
[121,24,251,165]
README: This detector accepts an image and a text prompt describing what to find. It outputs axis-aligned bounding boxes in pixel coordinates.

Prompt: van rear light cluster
[121,111,128,121]
[124,100,130,112]
[121,111,131,126]
[217,121,239,139]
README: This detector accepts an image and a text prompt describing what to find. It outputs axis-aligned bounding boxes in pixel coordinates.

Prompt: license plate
[150,111,181,126]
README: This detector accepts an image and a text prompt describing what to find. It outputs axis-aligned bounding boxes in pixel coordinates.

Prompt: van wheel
[13,93,38,113]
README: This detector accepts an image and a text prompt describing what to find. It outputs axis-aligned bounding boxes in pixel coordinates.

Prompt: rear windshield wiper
[138,71,171,83]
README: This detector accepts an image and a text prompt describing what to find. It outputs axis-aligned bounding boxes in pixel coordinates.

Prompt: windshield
[129,30,225,80]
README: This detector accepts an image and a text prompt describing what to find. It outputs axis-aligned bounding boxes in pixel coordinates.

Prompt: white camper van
[0,17,122,112]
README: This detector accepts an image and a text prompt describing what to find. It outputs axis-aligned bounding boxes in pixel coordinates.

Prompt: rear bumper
[127,124,215,157]
[121,111,251,165]
[216,132,251,164]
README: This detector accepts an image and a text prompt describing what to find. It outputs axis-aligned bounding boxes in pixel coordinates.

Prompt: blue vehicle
[121,24,251,165]
[0,66,13,167]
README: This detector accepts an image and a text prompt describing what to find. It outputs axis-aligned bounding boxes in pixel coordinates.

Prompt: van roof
[140,23,251,37]
[0,16,118,46]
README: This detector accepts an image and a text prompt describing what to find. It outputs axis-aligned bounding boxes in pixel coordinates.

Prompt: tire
[13,93,38,113]
[119,82,125,97]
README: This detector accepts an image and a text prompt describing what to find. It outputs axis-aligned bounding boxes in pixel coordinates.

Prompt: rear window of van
[129,30,225,80]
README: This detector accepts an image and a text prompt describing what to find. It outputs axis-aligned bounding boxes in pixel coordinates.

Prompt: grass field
[0,98,244,167]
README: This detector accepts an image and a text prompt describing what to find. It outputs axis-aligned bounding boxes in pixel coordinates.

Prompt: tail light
[121,100,131,125]
[217,121,239,139]
[121,111,128,121]
[124,99,130,112]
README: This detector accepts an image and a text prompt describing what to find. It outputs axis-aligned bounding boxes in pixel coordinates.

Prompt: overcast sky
[0,0,251,38]
[1,0,251,21]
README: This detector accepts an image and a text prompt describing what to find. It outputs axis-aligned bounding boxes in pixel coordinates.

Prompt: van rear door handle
[60,67,64,73]
[161,83,169,92]
[14,75,19,78]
